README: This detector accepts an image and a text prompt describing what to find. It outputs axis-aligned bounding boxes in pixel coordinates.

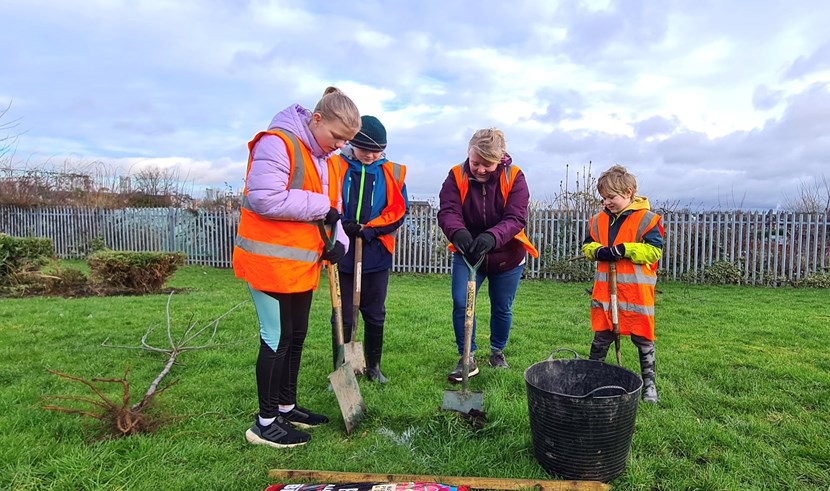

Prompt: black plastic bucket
[524,348,642,482]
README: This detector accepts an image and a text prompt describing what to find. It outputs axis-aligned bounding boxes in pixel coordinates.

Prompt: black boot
[331,319,353,371]
[633,335,658,403]
[364,323,388,384]
[589,330,615,362]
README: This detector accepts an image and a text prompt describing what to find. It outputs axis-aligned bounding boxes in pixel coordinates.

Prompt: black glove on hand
[468,232,496,259]
[451,229,473,254]
[359,227,379,241]
[595,244,626,262]
[324,207,340,225]
[321,241,346,264]
[342,220,361,238]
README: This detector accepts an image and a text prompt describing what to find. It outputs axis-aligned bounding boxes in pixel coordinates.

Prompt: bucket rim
[524,358,643,398]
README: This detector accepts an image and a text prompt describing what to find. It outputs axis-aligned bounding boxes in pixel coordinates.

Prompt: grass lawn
[1,265,829,490]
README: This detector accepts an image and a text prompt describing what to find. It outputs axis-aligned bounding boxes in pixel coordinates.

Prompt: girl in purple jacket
[238,87,358,448]
[437,128,535,383]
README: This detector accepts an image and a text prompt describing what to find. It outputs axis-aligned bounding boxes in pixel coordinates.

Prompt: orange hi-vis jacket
[589,209,662,340]
[233,130,342,293]
[333,155,407,254]
[448,164,539,258]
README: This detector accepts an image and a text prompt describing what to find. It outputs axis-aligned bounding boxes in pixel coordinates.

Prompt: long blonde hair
[468,128,506,164]
[313,86,361,134]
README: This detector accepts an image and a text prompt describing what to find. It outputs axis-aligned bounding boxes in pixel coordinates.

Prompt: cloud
[2,0,830,211]
[784,40,830,80]
[752,85,784,111]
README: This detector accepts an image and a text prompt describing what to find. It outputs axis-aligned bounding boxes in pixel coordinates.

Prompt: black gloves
[467,232,496,259]
[324,207,340,226]
[451,229,473,255]
[321,241,346,263]
[342,220,362,238]
[595,244,626,262]
[359,227,379,241]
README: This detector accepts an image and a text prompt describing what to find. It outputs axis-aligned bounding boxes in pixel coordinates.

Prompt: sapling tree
[43,292,245,437]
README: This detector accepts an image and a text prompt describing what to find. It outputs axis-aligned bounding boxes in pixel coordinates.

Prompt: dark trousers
[589,330,656,384]
[250,288,313,419]
[337,269,390,340]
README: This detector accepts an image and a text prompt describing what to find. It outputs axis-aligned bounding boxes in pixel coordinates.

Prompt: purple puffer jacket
[437,156,530,274]
[245,104,348,251]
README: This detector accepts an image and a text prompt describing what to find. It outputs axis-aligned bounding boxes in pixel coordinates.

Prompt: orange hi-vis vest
[448,163,539,258]
[233,130,342,293]
[334,155,407,254]
[589,209,662,340]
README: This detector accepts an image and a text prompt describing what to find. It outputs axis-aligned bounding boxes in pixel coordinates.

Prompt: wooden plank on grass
[267,469,611,491]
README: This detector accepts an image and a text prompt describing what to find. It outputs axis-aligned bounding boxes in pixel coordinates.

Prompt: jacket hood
[603,195,651,224]
[622,195,652,214]
[268,104,328,158]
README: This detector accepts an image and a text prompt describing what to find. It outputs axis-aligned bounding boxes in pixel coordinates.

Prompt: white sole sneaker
[244,425,309,448]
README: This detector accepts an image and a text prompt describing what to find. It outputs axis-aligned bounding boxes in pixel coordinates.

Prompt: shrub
[701,261,743,285]
[42,266,91,296]
[88,251,186,294]
[798,272,830,288]
[0,234,53,282]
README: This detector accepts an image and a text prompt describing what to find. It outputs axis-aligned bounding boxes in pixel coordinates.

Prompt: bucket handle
[576,385,629,398]
[546,348,580,361]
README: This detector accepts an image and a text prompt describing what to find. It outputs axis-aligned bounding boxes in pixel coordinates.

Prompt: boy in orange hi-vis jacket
[582,165,664,403]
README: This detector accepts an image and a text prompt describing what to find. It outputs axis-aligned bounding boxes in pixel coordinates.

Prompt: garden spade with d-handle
[609,261,622,366]
[318,221,366,434]
[442,254,485,414]
[343,235,366,376]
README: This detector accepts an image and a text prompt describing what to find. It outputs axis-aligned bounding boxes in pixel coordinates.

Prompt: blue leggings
[451,253,525,354]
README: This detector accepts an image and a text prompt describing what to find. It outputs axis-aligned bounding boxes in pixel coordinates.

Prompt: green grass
[1,266,829,490]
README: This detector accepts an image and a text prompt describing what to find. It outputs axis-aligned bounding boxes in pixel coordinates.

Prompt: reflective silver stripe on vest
[636,211,658,241]
[594,269,657,286]
[591,299,655,316]
[390,162,403,183]
[282,131,307,190]
[591,217,599,240]
[241,195,253,212]
[235,235,319,263]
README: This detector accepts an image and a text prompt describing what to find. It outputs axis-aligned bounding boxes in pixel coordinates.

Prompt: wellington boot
[364,322,388,384]
[589,330,615,362]
[331,320,354,371]
[634,336,659,403]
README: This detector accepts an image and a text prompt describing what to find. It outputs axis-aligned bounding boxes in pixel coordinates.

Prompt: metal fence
[2,205,828,285]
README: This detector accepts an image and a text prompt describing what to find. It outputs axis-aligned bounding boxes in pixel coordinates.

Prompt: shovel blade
[328,362,366,434]
[441,389,484,414]
[343,342,366,376]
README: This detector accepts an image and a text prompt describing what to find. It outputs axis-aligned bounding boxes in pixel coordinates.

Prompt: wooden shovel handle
[351,236,363,342]
[609,261,621,366]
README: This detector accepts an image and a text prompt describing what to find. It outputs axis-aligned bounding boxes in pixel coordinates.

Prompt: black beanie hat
[350,115,387,151]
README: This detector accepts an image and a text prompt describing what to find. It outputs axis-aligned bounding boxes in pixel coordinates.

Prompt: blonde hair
[468,128,506,164]
[313,86,361,134]
[597,165,638,197]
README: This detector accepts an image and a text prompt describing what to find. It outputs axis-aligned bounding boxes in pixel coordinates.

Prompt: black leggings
[254,289,313,418]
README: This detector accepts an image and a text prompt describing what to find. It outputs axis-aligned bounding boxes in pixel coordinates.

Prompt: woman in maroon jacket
[437,128,538,383]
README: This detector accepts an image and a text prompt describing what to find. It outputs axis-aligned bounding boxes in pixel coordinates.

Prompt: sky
[2,0,829,210]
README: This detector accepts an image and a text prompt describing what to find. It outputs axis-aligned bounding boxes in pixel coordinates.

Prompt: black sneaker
[245,416,310,448]
[488,349,509,369]
[447,355,478,383]
[279,406,329,429]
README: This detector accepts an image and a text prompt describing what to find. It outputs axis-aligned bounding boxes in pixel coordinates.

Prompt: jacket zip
[481,182,488,270]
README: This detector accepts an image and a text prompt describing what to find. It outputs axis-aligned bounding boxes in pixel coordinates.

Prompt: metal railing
[2,205,828,285]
